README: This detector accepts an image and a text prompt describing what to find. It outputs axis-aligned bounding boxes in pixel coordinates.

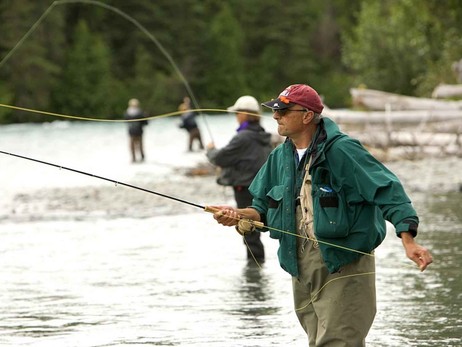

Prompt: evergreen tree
[412,0,462,95]
[341,1,462,97]
[202,3,247,108]
[1,0,461,123]
[53,20,113,118]
[131,44,169,116]
[0,0,65,122]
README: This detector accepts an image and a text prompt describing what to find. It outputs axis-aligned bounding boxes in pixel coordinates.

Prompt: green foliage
[128,44,184,117]
[53,20,113,118]
[201,3,247,108]
[0,0,65,122]
[342,0,462,97]
[343,1,426,94]
[0,0,461,123]
[0,81,13,124]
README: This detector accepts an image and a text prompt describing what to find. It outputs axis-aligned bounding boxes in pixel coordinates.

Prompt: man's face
[272,107,308,137]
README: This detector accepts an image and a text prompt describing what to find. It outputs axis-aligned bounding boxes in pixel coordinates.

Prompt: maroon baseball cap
[262,84,324,113]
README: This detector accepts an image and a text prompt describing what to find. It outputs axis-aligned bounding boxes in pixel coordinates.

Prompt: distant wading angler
[206,96,272,262]
[124,98,148,163]
[210,84,433,346]
[178,96,204,152]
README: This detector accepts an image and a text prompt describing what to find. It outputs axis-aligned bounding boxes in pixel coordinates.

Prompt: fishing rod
[0,150,379,258]
[0,150,263,228]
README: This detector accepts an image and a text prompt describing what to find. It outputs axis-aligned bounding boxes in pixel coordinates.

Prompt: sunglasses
[274,108,307,116]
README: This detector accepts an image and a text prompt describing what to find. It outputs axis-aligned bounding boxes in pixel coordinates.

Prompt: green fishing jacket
[249,117,419,275]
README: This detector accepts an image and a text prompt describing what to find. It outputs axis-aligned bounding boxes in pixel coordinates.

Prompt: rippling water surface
[0,116,461,346]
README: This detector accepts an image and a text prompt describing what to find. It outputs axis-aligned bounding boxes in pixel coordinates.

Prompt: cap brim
[261,98,296,110]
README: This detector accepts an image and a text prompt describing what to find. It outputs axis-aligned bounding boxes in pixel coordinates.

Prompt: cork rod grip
[204,206,265,229]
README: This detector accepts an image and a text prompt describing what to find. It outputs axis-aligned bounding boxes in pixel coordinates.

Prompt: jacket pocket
[313,185,350,238]
[266,185,285,239]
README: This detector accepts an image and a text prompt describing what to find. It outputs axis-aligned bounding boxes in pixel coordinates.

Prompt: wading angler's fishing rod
[1,150,380,262]
[0,150,263,229]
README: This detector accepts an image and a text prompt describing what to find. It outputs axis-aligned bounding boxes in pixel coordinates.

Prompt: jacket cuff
[396,220,418,238]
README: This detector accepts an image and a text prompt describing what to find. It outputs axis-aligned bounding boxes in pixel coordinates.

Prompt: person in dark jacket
[124,98,148,163]
[206,95,272,262]
[178,96,204,152]
[209,84,433,346]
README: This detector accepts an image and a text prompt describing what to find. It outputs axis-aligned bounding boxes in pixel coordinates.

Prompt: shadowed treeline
[0,0,461,123]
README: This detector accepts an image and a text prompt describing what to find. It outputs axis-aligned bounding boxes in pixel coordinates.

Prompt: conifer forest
[0,0,461,123]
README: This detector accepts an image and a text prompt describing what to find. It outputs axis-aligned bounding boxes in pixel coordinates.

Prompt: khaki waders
[292,159,376,346]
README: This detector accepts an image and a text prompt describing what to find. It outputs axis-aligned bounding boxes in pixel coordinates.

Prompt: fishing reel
[235,219,257,236]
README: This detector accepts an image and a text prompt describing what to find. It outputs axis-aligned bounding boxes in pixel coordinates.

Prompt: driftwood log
[322,108,462,160]
[325,108,462,124]
[350,88,462,111]
[189,107,462,177]
[431,84,462,99]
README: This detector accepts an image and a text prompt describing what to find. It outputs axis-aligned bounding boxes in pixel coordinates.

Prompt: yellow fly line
[262,224,375,258]
[0,103,244,122]
[0,102,271,122]
[0,100,372,260]
[0,100,375,260]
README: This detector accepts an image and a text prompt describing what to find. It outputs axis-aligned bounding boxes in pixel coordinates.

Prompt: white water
[0,115,461,346]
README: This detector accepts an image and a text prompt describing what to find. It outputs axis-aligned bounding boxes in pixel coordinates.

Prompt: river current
[0,114,461,346]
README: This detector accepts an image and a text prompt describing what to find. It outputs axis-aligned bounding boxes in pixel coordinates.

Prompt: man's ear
[303,110,314,124]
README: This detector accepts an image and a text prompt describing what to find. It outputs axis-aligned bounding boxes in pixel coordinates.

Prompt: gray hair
[312,112,322,124]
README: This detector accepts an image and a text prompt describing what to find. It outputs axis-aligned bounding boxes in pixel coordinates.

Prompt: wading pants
[188,127,204,151]
[129,135,144,162]
[234,186,265,261]
[292,207,376,347]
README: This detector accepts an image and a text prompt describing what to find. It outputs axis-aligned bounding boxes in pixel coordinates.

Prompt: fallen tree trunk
[351,131,460,147]
[347,130,462,161]
[350,88,462,111]
[431,84,462,99]
[325,108,462,124]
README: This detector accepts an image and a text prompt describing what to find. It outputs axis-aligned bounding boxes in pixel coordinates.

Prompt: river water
[0,115,461,347]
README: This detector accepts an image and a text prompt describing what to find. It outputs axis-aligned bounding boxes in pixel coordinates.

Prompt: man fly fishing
[209,83,433,346]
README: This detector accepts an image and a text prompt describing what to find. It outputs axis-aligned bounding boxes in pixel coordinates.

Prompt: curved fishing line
[208,210,374,258]
[0,4,56,69]
[0,0,214,141]
[0,102,272,123]
[243,237,263,269]
[263,225,375,258]
[294,272,376,311]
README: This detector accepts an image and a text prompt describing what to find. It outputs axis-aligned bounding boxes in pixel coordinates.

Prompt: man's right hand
[208,205,240,226]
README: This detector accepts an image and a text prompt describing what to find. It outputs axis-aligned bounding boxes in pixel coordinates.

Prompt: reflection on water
[418,191,462,346]
[426,192,462,223]
[0,120,461,346]
[369,187,462,347]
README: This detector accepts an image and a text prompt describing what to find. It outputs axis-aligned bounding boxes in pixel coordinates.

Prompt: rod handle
[204,206,265,229]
